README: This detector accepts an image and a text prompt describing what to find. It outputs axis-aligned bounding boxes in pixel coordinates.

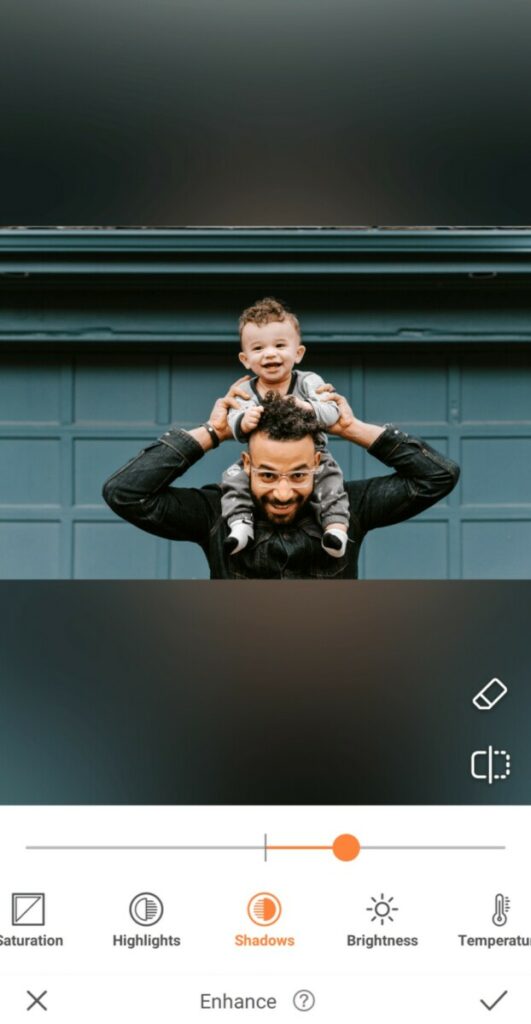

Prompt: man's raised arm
[321,388,460,533]
[102,377,250,543]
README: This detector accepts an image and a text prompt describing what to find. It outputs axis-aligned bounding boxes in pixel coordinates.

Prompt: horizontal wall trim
[1,228,531,277]
[1,230,530,346]
[4,508,531,522]
[2,425,530,437]
[1,332,531,346]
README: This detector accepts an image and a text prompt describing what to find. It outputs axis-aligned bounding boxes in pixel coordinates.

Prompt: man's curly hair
[250,392,321,443]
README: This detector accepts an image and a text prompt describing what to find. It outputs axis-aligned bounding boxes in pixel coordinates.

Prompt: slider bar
[26,843,505,851]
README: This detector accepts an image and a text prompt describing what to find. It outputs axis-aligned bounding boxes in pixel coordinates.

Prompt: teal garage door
[1,347,530,579]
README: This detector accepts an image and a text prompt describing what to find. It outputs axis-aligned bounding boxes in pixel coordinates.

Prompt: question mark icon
[293,989,315,1011]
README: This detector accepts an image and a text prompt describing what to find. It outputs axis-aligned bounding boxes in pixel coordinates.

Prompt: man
[102,377,460,579]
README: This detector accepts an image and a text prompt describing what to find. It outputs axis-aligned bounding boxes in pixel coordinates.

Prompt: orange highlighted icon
[247,892,282,926]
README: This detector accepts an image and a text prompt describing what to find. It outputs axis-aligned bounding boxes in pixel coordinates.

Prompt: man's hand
[207,376,253,443]
[316,383,385,448]
[240,405,264,433]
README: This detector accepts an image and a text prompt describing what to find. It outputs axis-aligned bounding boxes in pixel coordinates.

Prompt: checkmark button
[12,893,45,926]
[480,990,508,1011]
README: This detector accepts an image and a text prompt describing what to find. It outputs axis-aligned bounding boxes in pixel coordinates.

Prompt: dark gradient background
[0,582,527,804]
[2,0,531,225]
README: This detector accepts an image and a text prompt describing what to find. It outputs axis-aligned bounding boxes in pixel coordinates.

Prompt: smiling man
[240,394,330,527]
[102,381,460,580]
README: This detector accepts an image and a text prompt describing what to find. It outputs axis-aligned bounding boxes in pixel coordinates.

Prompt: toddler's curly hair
[238,297,301,340]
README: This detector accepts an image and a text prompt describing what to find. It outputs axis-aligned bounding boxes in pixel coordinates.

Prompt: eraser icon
[472,678,508,711]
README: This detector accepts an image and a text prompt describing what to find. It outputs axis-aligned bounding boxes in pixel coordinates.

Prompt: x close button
[26,990,47,1011]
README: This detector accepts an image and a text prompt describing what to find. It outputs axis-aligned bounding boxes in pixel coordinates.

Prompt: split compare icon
[470,747,511,785]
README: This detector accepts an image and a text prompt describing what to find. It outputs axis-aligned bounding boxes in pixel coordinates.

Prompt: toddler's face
[239,319,305,386]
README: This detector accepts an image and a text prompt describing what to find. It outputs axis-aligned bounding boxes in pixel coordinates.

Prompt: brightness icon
[366,893,399,925]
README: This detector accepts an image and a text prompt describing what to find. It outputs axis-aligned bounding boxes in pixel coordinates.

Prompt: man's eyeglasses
[249,465,318,486]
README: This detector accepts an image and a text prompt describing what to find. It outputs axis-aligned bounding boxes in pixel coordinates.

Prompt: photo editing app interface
[0,581,529,1022]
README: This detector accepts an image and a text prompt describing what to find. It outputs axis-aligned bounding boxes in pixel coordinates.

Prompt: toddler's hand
[292,397,314,412]
[315,385,356,436]
[240,406,264,433]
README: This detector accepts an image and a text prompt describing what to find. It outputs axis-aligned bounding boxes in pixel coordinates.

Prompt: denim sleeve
[348,426,461,534]
[102,429,217,543]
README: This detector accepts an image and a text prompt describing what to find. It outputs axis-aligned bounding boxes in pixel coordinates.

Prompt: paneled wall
[1,347,530,579]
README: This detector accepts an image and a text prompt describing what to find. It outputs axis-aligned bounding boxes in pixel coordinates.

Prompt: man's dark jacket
[102,427,460,579]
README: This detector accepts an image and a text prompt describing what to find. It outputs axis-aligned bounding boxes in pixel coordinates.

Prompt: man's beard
[255,492,308,525]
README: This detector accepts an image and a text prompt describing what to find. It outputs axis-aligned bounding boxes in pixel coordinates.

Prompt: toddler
[222,297,349,558]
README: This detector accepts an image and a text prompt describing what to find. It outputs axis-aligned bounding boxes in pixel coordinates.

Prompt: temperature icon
[492,894,510,927]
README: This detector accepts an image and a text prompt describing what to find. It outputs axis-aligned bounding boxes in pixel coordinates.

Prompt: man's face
[242,433,320,525]
[239,319,305,386]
